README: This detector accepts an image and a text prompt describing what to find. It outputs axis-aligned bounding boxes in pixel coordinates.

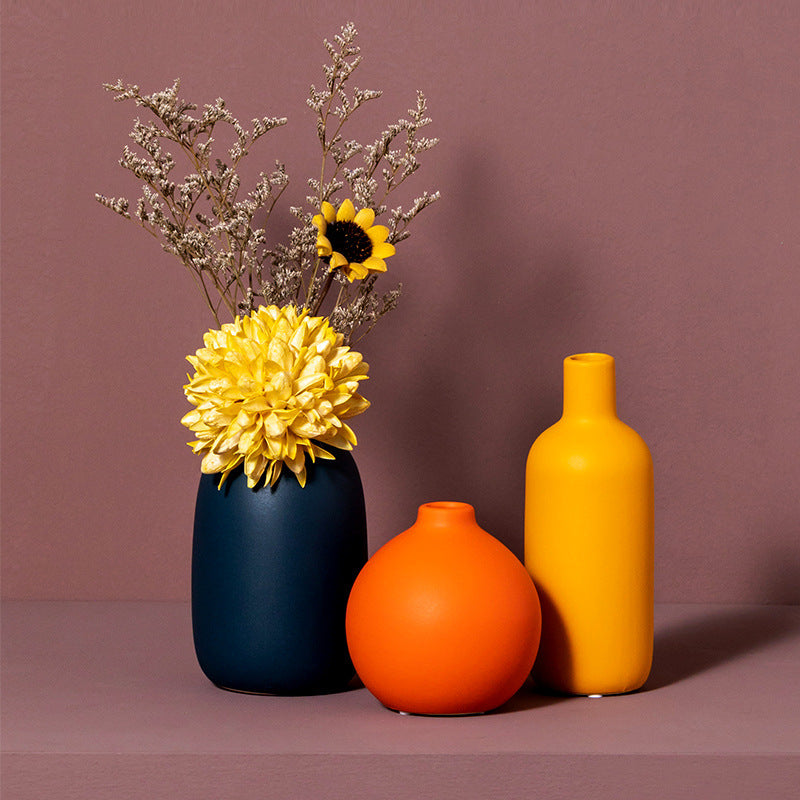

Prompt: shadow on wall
[645,605,800,691]
[386,144,592,558]
[760,539,800,605]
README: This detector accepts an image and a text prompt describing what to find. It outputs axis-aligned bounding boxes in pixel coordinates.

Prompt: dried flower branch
[97,23,438,343]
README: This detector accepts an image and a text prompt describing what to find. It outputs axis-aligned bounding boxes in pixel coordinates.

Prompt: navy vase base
[210,678,361,697]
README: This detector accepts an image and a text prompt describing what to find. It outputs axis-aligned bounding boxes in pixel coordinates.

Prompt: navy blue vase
[191,450,368,694]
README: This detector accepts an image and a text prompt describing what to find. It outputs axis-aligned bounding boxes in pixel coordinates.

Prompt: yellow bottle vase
[524,353,653,695]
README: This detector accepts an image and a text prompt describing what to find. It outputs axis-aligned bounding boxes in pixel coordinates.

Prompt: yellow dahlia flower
[313,199,395,282]
[181,305,370,489]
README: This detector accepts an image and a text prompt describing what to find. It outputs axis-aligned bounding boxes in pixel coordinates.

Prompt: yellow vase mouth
[567,353,613,363]
[562,353,617,418]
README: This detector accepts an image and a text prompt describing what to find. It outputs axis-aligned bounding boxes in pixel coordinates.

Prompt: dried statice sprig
[96,77,289,324]
[290,22,439,342]
[97,23,438,343]
[328,275,403,344]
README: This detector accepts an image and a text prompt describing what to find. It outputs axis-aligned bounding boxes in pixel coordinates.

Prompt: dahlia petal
[329,351,363,372]
[263,413,287,437]
[300,354,327,378]
[311,443,336,460]
[237,427,259,454]
[216,429,244,453]
[293,389,316,408]
[242,397,270,412]
[291,418,326,437]
[337,396,371,418]
[341,380,363,394]
[289,325,308,353]
[234,408,253,427]
[320,429,356,449]
[204,409,235,427]
[336,199,355,222]
[244,451,268,484]
[285,448,306,472]
[295,373,325,393]
[181,409,202,427]
[346,361,370,378]
[267,339,291,369]
[201,451,229,474]
[311,338,333,358]
[267,371,292,402]
[273,317,294,342]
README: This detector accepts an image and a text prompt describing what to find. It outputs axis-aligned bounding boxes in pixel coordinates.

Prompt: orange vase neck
[415,501,476,529]
[562,353,617,420]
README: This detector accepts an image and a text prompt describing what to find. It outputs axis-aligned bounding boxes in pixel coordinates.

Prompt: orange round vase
[345,502,542,715]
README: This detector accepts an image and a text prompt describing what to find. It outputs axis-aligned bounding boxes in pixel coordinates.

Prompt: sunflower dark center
[326,220,373,263]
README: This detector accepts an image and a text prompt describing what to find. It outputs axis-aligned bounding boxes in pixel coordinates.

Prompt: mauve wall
[2,1,798,602]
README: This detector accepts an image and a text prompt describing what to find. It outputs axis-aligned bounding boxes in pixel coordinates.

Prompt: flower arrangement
[182,305,369,488]
[97,23,438,487]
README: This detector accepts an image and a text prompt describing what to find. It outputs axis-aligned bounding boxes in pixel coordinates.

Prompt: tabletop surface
[3,601,799,758]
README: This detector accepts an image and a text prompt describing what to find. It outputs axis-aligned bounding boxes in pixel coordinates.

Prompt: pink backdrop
[2,1,799,602]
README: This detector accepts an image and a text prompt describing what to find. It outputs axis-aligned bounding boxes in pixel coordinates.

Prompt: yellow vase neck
[562,353,617,419]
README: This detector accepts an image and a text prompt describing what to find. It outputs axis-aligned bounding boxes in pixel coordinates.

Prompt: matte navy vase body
[191,450,367,694]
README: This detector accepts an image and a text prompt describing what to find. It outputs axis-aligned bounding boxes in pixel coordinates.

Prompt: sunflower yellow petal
[371,241,395,259]
[353,207,375,228]
[363,257,387,273]
[321,201,336,223]
[336,198,355,222]
[316,235,332,257]
[329,252,348,269]
[366,225,390,244]
[350,263,370,280]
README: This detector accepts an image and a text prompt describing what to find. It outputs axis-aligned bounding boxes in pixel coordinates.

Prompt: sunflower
[181,305,369,488]
[313,199,396,282]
